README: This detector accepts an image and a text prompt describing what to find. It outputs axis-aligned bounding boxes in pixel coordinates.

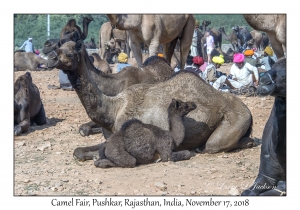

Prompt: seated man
[244,49,259,67]
[202,55,225,85]
[213,53,259,90]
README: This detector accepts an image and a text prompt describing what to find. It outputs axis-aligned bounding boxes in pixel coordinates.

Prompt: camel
[84,99,197,168]
[250,30,263,50]
[218,27,240,51]
[14,72,47,135]
[47,40,254,158]
[85,37,97,49]
[99,22,129,59]
[107,14,195,70]
[233,25,253,49]
[14,51,48,71]
[243,14,286,59]
[242,58,286,196]
[89,53,112,73]
[54,30,174,137]
[43,17,93,55]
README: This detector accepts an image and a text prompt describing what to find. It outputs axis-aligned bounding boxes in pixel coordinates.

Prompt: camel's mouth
[47,51,60,69]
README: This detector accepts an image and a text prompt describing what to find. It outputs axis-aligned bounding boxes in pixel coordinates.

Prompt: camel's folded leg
[79,121,102,137]
[73,143,103,161]
[259,181,286,196]
[203,114,253,153]
[94,159,117,168]
[33,103,47,125]
[171,150,196,162]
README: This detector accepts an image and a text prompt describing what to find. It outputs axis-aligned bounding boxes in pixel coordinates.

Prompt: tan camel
[99,22,129,59]
[107,14,195,70]
[243,14,286,59]
[89,53,112,73]
[250,30,263,50]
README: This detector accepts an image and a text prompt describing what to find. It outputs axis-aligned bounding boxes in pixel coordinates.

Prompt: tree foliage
[14,14,251,50]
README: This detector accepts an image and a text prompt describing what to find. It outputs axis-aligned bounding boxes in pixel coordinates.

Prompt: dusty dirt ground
[14,62,275,196]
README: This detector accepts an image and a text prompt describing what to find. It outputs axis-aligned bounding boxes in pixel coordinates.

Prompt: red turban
[193,56,204,66]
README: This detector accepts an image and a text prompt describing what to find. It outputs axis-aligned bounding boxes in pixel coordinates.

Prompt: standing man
[205,31,214,64]
[19,37,35,52]
[190,20,201,57]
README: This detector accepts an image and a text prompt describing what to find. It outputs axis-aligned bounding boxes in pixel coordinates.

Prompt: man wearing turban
[201,55,224,84]
[212,53,259,90]
[259,46,276,71]
[117,52,131,72]
[244,49,259,67]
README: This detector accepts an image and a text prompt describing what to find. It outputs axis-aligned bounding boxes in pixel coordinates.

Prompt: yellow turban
[212,55,225,65]
[244,49,254,56]
[157,53,164,58]
[264,46,274,56]
[118,52,128,63]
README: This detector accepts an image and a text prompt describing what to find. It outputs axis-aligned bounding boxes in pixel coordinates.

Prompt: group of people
[185,42,278,94]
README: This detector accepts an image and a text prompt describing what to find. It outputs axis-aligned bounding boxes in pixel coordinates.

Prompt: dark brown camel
[87,99,197,168]
[85,37,97,49]
[14,72,47,135]
[47,40,254,160]
[233,25,253,49]
[242,58,286,196]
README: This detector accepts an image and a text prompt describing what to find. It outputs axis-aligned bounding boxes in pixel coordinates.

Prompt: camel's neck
[66,49,119,130]
[168,112,185,147]
[82,20,90,40]
[221,30,231,41]
[108,14,141,30]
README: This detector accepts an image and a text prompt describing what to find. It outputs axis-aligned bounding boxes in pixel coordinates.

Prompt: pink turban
[233,53,245,63]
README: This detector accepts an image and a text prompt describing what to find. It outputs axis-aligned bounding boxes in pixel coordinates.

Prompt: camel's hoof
[93,153,100,162]
[73,148,86,162]
[14,126,22,136]
[79,126,90,137]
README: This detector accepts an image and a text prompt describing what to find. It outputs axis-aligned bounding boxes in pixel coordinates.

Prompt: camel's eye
[66,53,73,58]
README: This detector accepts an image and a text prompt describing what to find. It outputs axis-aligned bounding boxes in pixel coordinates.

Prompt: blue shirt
[117,63,131,73]
[20,40,34,52]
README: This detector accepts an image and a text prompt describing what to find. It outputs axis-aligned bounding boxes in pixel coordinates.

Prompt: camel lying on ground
[47,40,254,158]
[107,14,195,70]
[242,58,286,196]
[14,72,47,135]
[85,37,97,49]
[243,14,286,59]
[14,51,48,71]
[83,99,197,168]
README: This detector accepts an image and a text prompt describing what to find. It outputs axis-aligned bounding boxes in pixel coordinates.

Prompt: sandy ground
[14,62,274,196]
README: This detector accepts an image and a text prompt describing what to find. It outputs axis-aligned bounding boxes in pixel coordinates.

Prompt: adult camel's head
[47,40,83,71]
[258,58,286,97]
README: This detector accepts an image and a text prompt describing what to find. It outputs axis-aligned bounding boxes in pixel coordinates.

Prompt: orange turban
[244,49,254,56]
[157,53,164,58]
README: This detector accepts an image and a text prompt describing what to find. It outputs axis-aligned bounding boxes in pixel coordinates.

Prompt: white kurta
[190,30,198,57]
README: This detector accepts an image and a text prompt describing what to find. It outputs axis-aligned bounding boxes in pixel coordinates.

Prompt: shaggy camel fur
[14,72,47,135]
[243,14,286,59]
[107,14,195,70]
[84,99,197,168]
[47,41,254,159]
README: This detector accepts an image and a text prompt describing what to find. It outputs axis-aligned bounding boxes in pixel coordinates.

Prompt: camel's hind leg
[73,143,102,161]
[203,115,253,153]
[105,135,137,168]
[171,150,196,162]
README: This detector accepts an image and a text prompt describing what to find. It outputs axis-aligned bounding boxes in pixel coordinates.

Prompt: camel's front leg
[128,31,144,68]
[14,99,30,136]
[267,32,285,59]
[79,120,102,137]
